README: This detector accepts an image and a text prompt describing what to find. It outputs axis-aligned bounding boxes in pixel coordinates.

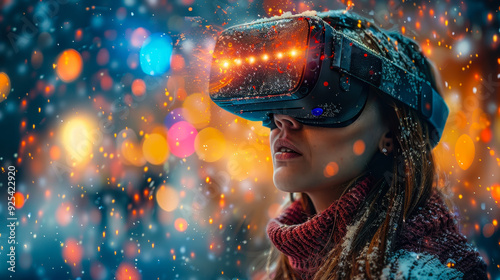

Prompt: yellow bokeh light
[142,133,169,165]
[226,143,262,181]
[120,139,146,166]
[247,120,270,137]
[182,93,211,129]
[156,185,179,212]
[62,117,96,164]
[194,127,226,162]
[0,72,11,102]
[119,129,146,166]
[455,134,475,170]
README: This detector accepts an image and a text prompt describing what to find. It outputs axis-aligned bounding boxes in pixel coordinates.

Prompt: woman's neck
[304,172,371,213]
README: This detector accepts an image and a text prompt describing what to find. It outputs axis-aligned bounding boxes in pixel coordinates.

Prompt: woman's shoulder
[387,188,488,279]
[381,249,464,279]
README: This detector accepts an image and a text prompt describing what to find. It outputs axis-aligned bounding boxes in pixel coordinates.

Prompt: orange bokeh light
[13,192,25,209]
[116,262,141,280]
[56,49,83,83]
[324,162,339,178]
[353,139,366,156]
[491,184,500,201]
[56,203,72,226]
[175,218,188,232]
[131,79,146,96]
[62,238,83,266]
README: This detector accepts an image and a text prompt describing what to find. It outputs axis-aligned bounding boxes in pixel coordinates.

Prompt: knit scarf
[265,174,488,280]
[266,174,375,278]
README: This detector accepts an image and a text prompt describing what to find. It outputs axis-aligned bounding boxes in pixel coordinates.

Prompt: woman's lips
[274,151,302,160]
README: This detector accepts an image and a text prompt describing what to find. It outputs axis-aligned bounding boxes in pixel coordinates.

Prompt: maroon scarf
[266,174,487,279]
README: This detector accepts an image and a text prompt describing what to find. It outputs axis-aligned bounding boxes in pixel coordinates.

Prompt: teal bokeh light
[140,33,172,76]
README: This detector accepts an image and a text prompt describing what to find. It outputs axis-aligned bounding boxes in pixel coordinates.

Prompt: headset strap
[330,32,449,145]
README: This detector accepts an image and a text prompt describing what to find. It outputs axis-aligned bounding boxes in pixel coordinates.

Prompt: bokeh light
[142,133,169,165]
[455,134,475,170]
[61,116,96,164]
[0,72,11,102]
[13,192,25,209]
[62,238,83,266]
[119,129,146,166]
[491,184,500,202]
[353,139,366,156]
[56,203,73,227]
[116,262,141,280]
[140,33,172,76]
[167,121,197,158]
[131,27,150,48]
[182,93,211,129]
[174,217,188,232]
[131,78,146,97]
[163,108,186,128]
[55,49,83,83]
[194,127,226,162]
[156,185,179,212]
[31,50,43,69]
[324,162,339,178]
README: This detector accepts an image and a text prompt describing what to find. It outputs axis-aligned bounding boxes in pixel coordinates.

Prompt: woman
[208,10,488,280]
[265,92,488,279]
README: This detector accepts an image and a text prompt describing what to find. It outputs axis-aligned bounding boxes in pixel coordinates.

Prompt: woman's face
[269,93,391,195]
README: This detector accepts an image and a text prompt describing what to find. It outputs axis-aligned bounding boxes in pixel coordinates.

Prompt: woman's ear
[379,130,394,155]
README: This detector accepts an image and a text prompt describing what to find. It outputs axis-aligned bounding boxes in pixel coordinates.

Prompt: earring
[381,147,388,155]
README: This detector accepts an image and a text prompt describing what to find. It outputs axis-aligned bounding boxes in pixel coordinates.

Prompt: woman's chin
[273,171,308,193]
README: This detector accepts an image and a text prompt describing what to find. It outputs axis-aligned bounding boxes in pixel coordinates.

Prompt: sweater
[265,174,488,279]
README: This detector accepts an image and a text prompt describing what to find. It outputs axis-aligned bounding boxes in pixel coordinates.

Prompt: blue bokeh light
[140,33,172,76]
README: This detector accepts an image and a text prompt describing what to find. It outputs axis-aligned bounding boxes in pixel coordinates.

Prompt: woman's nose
[273,114,302,130]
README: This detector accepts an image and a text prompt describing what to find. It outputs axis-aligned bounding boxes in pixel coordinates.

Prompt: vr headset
[208,12,449,147]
